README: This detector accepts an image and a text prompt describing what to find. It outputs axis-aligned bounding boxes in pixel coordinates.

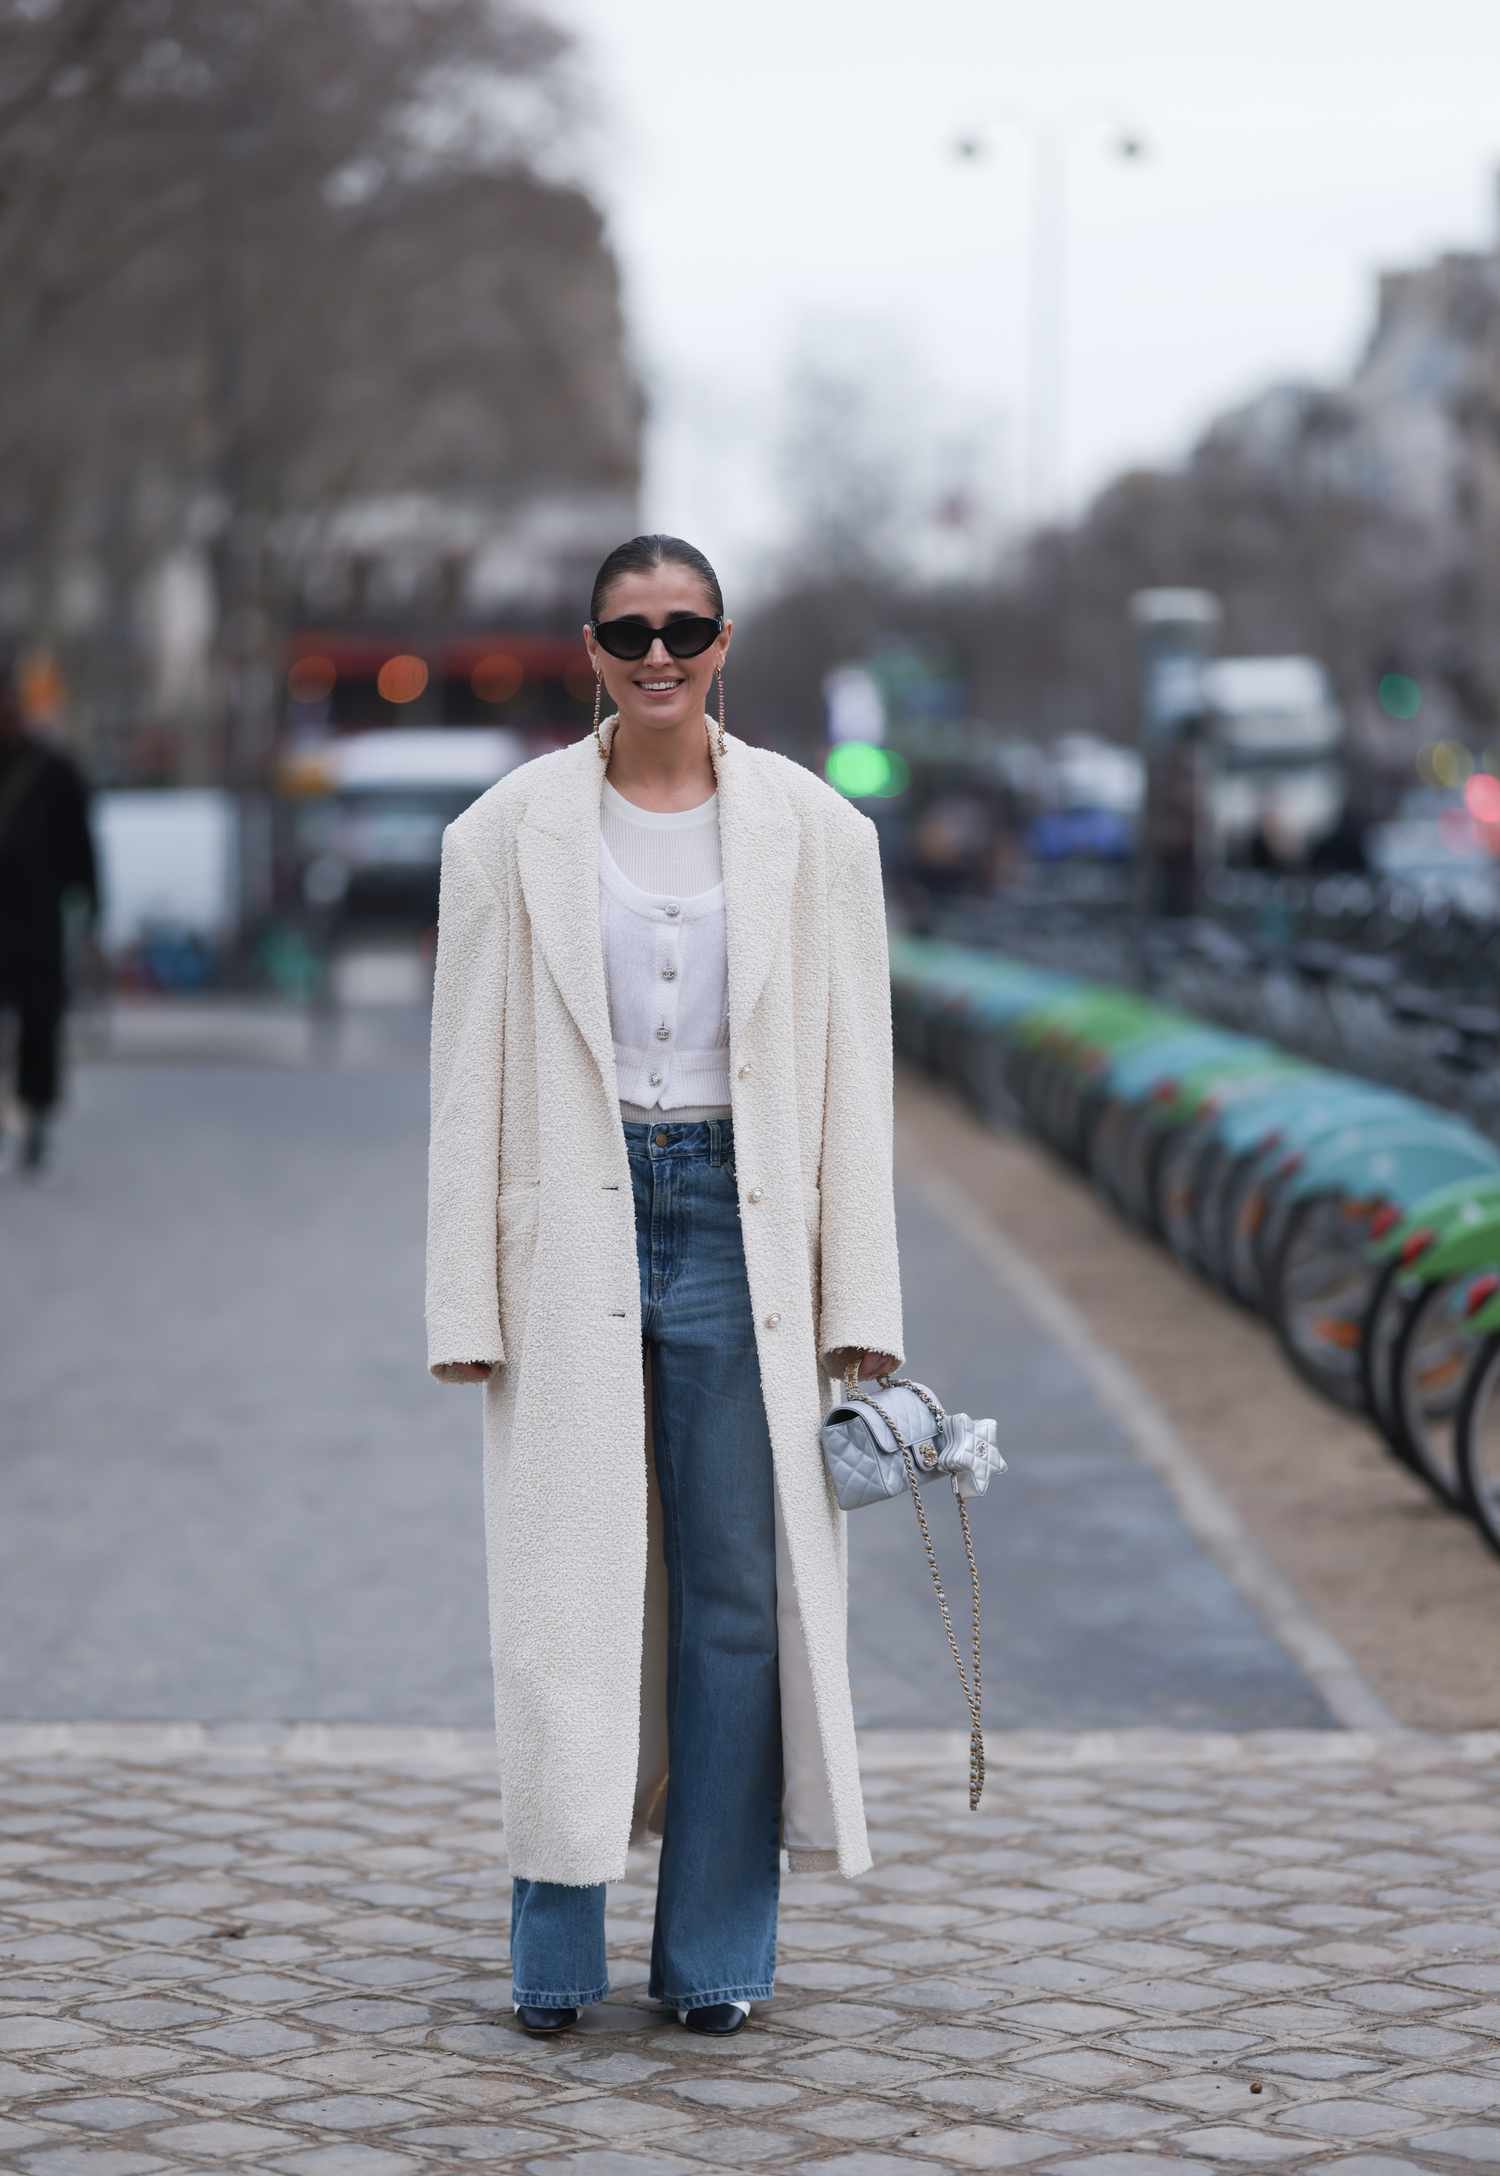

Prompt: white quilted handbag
[821,1363,1004,1809]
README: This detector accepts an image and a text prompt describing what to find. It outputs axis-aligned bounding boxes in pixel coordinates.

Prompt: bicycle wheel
[1225,1154,1285,1313]
[1359,1257,1426,1464]
[1456,1334,1500,1558]
[1188,1138,1236,1282]
[1390,1276,1477,1510]
[1115,1104,1167,1230]
[1201,1148,1262,1302]
[1158,1122,1213,1271]
[1268,1191,1376,1412]
[1085,1095,1134,1209]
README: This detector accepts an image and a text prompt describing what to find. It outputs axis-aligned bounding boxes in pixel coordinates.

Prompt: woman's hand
[435,1361,494,1384]
[830,1347,899,1381]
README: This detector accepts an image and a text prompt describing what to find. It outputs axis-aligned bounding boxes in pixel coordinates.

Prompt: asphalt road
[1,1005,1333,1730]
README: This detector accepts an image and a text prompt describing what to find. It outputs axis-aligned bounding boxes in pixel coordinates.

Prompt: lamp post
[953,114,1148,533]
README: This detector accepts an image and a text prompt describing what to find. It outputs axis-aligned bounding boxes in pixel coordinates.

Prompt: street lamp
[953,114,1149,533]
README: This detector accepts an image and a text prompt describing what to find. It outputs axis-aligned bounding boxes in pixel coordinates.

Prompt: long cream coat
[424,715,905,1884]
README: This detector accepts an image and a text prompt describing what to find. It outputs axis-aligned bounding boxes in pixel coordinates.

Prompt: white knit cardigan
[599,780,732,1119]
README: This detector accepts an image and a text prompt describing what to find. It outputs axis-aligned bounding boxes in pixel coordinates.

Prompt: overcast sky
[548,0,1500,605]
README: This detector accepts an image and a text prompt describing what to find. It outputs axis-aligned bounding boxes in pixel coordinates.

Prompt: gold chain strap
[841,1363,985,1809]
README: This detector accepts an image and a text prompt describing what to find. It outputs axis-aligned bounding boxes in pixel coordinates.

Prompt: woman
[424,533,904,2038]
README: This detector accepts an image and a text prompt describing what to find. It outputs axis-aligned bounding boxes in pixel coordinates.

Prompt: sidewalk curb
[5,1721,1499,1764]
[910,1154,1401,1733]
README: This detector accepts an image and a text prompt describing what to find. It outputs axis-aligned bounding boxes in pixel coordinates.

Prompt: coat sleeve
[54,754,102,924]
[425,825,507,1384]
[816,817,905,1379]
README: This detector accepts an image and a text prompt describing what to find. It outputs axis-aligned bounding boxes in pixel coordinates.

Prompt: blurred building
[1191,167,1500,749]
[1197,202,1500,529]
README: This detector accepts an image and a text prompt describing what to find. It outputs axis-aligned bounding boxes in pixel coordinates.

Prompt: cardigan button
[655,1023,670,1040]
[661,965,677,979]
[663,902,681,917]
[764,1310,781,1328]
[747,1185,764,1203]
[648,1070,664,1086]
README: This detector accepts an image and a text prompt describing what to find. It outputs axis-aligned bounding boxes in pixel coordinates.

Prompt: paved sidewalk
[4,1059,1337,1736]
[4,1727,1500,2172]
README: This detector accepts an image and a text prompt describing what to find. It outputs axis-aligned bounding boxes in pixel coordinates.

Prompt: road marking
[910,1158,1401,1732]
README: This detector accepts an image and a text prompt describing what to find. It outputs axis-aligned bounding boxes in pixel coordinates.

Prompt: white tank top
[599,779,732,1121]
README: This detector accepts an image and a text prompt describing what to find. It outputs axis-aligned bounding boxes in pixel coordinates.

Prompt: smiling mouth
[636,678,684,691]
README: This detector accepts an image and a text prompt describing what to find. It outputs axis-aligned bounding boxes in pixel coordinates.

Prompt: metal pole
[1026,124,1067,530]
[954,115,1144,538]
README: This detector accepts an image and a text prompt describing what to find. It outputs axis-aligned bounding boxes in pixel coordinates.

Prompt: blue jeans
[509,1114,784,2011]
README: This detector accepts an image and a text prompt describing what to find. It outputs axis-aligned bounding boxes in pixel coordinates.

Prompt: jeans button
[654,1129,670,1146]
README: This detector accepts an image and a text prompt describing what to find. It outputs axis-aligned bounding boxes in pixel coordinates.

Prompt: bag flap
[824,1381,940,1460]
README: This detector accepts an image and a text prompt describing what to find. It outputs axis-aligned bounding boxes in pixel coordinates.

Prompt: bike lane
[849,1163,1343,1732]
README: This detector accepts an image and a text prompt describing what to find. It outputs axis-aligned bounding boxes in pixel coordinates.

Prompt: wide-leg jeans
[508,1114,784,2011]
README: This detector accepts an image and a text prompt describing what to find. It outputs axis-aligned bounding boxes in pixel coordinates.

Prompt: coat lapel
[516,715,797,1103]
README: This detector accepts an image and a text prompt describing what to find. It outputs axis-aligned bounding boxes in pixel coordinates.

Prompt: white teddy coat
[424,715,905,1884]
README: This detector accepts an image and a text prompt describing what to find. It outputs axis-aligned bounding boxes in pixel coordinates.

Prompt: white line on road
[909,1158,1401,1733]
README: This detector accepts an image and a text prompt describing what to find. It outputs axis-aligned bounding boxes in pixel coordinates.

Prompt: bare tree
[0,0,640,778]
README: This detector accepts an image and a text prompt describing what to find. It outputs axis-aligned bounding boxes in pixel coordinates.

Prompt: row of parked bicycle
[930,871,1500,1130]
[890,936,1500,1562]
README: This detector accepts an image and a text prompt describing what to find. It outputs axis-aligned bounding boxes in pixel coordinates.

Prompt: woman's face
[583,563,732,740]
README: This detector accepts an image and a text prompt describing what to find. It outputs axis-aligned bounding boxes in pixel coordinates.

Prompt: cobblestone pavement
[4,1726,1500,2172]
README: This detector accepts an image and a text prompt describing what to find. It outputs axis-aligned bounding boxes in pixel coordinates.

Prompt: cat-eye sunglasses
[589,612,724,662]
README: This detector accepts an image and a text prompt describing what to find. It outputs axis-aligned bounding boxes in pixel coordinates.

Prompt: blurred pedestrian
[1141,721,1209,917]
[425,534,903,2039]
[0,662,100,1173]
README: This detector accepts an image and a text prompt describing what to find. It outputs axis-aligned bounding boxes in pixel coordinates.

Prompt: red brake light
[1399,1227,1436,1266]
[1368,1203,1400,1239]
[1465,1274,1500,1318]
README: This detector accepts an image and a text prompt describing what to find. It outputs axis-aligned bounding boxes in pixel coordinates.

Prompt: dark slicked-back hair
[589,534,724,624]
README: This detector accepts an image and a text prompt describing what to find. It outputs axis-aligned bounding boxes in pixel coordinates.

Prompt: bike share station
[892,590,1500,1565]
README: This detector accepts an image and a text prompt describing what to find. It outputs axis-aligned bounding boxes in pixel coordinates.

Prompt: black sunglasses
[589,612,724,662]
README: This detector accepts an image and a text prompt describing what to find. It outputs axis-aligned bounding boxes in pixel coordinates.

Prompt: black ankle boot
[513,2002,578,2034]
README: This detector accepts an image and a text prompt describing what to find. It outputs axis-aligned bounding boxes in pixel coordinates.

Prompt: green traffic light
[824,743,912,798]
[826,742,890,797]
[1378,673,1422,721]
